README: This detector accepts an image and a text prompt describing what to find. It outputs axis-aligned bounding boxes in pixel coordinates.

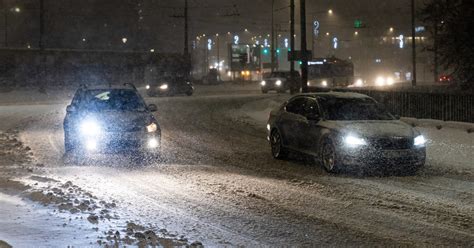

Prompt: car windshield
[81,89,147,112]
[319,97,395,121]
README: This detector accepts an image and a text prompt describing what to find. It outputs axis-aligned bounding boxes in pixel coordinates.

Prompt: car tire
[321,138,339,173]
[270,129,288,159]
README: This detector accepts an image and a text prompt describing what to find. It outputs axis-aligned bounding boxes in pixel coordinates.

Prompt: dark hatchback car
[267,92,426,173]
[146,77,194,97]
[260,71,301,94]
[63,84,161,156]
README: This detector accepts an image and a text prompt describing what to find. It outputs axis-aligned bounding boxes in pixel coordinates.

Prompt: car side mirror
[66,105,76,113]
[148,104,158,112]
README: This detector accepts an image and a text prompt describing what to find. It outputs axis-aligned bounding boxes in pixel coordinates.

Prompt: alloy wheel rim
[271,132,281,157]
[323,143,335,171]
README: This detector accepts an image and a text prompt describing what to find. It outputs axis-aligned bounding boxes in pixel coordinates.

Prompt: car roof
[78,84,137,91]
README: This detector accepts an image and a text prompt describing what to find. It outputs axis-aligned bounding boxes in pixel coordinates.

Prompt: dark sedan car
[261,71,301,94]
[267,92,426,173]
[63,84,161,157]
[146,77,194,97]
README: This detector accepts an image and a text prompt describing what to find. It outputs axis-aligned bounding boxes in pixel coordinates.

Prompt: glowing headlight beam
[414,135,426,147]
[322,80,328,87]
[80,121,101,136]
[145,85,150,90]
[147,138,159,149]
[159,84,168,90]
[146,123,158,133]
[275,80,282,86]
[344,135,367,147]
[376,76,386,86]
[261,80,266,86]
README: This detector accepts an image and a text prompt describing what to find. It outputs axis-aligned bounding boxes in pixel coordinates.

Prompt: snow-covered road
[0,88,473,247]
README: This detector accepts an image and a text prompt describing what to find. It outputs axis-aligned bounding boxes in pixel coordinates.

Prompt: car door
[298,98,324,154]
[278,97,307,150]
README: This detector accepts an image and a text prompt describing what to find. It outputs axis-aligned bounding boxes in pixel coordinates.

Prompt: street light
[389,27,394,32]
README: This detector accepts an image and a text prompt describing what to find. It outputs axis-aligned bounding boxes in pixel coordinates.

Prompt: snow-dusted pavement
[0,86,473,247]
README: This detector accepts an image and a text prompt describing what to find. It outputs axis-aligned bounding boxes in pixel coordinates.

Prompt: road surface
[0,87,473,247]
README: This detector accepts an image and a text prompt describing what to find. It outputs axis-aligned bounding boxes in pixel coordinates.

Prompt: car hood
[82,111,155,132]
[320,120,416,138]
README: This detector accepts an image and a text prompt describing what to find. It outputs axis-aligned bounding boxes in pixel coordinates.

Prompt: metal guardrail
[345,89,474,123]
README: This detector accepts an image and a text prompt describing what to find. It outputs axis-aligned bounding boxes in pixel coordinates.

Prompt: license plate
[383,150,411,159]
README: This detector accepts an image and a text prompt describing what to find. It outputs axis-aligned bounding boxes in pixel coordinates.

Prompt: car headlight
[159,84,168,90]
[275,80,282,86]
[386,77,394,85]
[80,120,101,136]
[376,76,385,86]
[146,123,158,133]
[414,135,426,147]
[145,85,150,90]
[321,80,328,87]
[344,135,367,147]
[261,80,266,86]
[355,79,363,87]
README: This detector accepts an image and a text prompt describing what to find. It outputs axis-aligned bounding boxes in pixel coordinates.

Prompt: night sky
[2,0,422,52]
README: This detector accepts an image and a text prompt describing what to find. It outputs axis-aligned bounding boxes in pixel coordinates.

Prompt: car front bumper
[337,147,426,168]
[73,132,161,154]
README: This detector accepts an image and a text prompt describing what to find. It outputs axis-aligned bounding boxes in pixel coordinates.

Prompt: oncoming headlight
[344,135,367,147]
[145,85,150,90]
[386,77,395,85]
[275,80,282,86]
[159,84,168,90]
[321,80,328,87]
[261,80,266,86]
[376,76,385,86]
[80,121,101,136]
[146,123,158,133]
[355,79,363,87]
[414,135,426,147]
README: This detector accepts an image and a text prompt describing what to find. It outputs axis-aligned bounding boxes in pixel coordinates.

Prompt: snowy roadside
[228,95,474,175]
[0,130,202,247]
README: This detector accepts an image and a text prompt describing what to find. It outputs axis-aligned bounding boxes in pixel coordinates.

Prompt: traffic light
[354,19,363,28]
[263,48,269,55]
[276,48,281,54]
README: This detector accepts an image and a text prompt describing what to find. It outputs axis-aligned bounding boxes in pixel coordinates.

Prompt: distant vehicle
[439,75,453,83]
[267,92,426,174]
[63,84,161,157]
[146,76,194,97]
[260,71,301,93]
[307,57,354,89]
[202,68,220,85]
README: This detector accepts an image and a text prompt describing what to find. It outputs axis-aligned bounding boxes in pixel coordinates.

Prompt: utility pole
[271,0,275,73]
[433,3,439,83]
[300,0,308,93]
[290,0,295,92]
[39,0,44,50]
[4,0,7,47]
[184,0,189,56]
[411,0,417,86]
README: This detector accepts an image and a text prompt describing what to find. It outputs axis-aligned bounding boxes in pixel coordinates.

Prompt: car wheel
[270,129,288,159]
[322,139,338,173]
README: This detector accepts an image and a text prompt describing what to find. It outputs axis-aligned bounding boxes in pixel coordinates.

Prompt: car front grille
[370,137,413,150]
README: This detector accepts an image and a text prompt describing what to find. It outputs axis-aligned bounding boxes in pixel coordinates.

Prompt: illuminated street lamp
[389,27,394,32]
[12,7,21,13]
